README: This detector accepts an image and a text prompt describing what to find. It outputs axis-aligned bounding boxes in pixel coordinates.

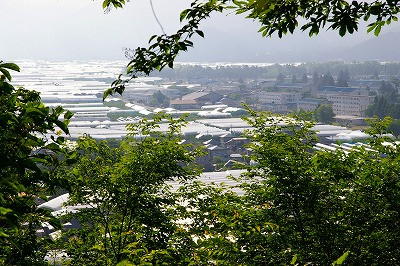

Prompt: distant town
[14,60,400,172]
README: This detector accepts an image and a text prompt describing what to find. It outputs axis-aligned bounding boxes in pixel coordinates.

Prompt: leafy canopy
[61,114,204,265]
[61,108,400,265]
[0,61,72,265]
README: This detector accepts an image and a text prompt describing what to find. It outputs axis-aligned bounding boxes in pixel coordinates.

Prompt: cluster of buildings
[167,86,373,121]
[246,86,373,117]
[13,60,381,160]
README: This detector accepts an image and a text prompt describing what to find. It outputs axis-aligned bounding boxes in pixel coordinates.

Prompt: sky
[1,0,399,62]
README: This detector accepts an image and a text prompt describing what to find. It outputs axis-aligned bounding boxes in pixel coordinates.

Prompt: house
[170,91,224,110]
[170,99,199,110]
[181,91,223,106]
[218,96,241,107]
[223,137,249,152]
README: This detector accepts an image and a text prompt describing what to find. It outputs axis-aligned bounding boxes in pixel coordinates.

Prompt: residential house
[171,91,224,110]
[170,99,198,110]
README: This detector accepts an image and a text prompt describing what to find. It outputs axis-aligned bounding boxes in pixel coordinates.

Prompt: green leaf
[332,251,350,265]
[126,65,133,74]
[54,120,69,134]
[0,207,12,215]
[0,68,12,81]
[374,24,381,36]
[117,260,135,266]
[49,216,62,229]
[195,30,204,38]
[180,9,188,22]
[339,26,346,37]
[45,142,62,152]
[0,230,9,238]
[290,254,297,265]
[103,88,114,100]
[0,63,20,72]
[367,24,376,33]
[64,110,74,120]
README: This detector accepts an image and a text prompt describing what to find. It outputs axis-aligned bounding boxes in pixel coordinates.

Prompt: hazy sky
[1,0,399,62]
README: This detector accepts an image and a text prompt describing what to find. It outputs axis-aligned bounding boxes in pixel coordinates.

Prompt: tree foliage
[62,114,203,265]
[0,61,72,265]
[336,70,350,87]
[366,82,400,119]
[150,90,169,107]
[239,110,400,264]
[314,104,335,124]
[56,109,400,265]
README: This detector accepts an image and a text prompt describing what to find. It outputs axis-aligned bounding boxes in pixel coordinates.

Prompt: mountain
[177,22,400,63]
[338,29,400,61]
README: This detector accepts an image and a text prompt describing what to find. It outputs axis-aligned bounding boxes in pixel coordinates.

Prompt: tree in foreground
[61,114,204,265]
[59,109,400,265]
[0,61,72,265]
[239,111,400,264]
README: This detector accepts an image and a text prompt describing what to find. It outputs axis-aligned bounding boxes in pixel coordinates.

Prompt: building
[316,86,373,116]
[316,86,367,97]
[257,92,301,105]
[171,91,224,110]
[181,91,223,106]
[297,98,327,111]
[170,99,199,110]
[325,94,373,116]
[335,115,367,126]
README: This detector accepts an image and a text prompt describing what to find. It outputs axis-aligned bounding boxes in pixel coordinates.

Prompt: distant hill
[338,30,400,61]
[177,25,400,63]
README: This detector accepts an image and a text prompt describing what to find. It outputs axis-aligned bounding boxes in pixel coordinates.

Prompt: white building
[258,92,301,104]
[326,94,373,116]
[316,86,373,116]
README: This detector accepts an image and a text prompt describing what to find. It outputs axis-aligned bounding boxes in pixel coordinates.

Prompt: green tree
[62,114,203,265]
[312,71,320,86]
[0,61,72,265]
[336,70,350,87]
[388,118,400,137]
[276,73,285,84]
[318,72,335,89]
[379,80,398,100]
[53,107,400,265]
[366,95,390,118]
[291,74,298,83]
[239,110,400,264]
[314,104,335,124]
[366,95,400,119]
[149,90,169,107]
[301,73,308,83]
